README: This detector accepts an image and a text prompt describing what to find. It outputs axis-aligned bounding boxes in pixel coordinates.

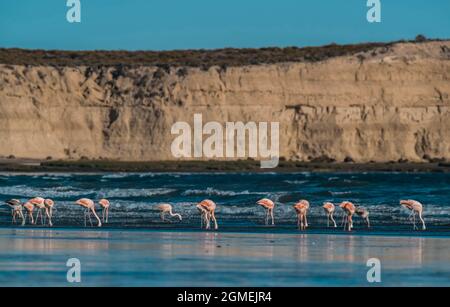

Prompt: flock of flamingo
[2,196,426,231]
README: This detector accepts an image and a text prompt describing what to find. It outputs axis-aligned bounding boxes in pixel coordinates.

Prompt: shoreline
[0,159,449,173]
[1,225,450,238]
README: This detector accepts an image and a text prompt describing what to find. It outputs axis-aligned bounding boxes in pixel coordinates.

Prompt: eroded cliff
[0,41,449,162]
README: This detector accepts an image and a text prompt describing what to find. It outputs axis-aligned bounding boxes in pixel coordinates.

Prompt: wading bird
[4,199,25,226]
[293,200,310,231]
[29,197,52,226]
[340,201,356,231]
[98,199,111,223]
[400,199,426,230]
[75,198,102,227]
[323,202,337,228]
[256,198,275,225]
[197,199,218,230]
[156,203,182,222]
[355,207,370,228]
[23,201,35,224]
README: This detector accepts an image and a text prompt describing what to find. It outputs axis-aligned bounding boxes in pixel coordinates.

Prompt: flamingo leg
[205,217,210,229]
[331,213,337,228]
[84,209,88,227]
[208,213,212,229]
[88,211,93,227]
[419,212,426,230]
[340,212,346,226]
[19,210,25,226]
[212,213,218,230]
[105,208,109,223]
[265,209,269,225]
[91,208,102,227]
[46,208,53,227]
[270,209,274,225]
[40,209,44,225]
[327,214,330,227]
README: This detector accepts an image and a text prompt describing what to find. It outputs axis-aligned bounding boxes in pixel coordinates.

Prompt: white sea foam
[329,191,353,196]
[96,188,177,198]
[182,187,266,197]
[284,180,307,185]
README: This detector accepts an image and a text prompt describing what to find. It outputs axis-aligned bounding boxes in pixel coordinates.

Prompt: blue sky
[0,0,449,50]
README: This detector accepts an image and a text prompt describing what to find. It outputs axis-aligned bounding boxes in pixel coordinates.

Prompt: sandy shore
[0,228,449,286]
[0,159,449,173]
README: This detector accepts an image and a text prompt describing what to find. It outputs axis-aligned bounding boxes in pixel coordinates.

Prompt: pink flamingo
[197,200,218,230]
[400,200,426,230]
[98,199,111,223]
[340,201,356,231]
[23,201,35,224]
[4,199,25,226]
[323,202,337,228]
[293,200,310,231]
[256,198,275,225]
[29,197,52,226]
[156,203,182,222]
[355,206,370,228]
[75,198,102,227]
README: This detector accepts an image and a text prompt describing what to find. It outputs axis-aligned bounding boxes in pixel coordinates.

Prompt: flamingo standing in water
[23,201,35,224]
[340,201,356,231]
[355,207,370,228]
[29,197,52,226]
[197,199,218,230]
[293,200,310,231]
[75,198,102,227]
[256,198,275,225]
[156,204,182,222]
[4,199,25,226]
[98,199,111,223]
[400,200,426,230]
[323,202,337,228]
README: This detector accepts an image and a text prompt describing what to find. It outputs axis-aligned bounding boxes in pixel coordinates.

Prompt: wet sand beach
[0,228,449,287]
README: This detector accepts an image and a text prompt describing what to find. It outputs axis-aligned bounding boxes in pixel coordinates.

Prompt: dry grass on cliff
[0,41,411,69]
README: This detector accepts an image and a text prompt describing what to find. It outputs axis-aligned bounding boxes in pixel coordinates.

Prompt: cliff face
[0,41,449,162]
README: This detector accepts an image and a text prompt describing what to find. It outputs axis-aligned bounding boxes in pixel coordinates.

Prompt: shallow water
[0,172,449,232]
[0,228,449,286]
[1,171,449,286]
